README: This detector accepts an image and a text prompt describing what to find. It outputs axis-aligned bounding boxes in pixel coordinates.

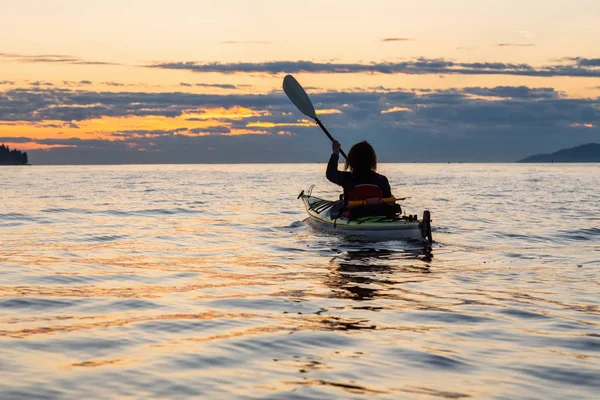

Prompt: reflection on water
[328,247,431,301]
[0,164,599,399]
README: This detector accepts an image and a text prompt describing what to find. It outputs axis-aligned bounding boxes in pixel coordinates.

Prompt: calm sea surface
[1,164,599,399]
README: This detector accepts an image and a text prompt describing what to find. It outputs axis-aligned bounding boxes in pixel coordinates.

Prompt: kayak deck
[299,192,432,242]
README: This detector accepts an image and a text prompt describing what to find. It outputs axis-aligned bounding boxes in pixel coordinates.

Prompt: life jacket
[347,184,383,204]
[343,184,401,219]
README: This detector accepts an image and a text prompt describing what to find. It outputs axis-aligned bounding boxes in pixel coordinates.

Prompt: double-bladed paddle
[282,75,348,160]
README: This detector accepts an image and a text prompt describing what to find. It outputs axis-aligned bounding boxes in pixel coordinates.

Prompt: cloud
[2,85,599,163]
[381,106,412,114]
[181,82,239,89]
[496,43,535,47]
[28,137,289,164]
[196,83,238,89]
[0,139,75,150]
[146,57,600,77]
[568,57,600,67]
[2,86,597,127]
[0,136,32,143]
[30,81,54,87]
[61,80,94,86]
[462,86,559,99]
[0,81,15,85]
[0,52,117,65]
[180,82,238,89]
[570,123,595,128]
[5,50,597,79]
[189,126,232,135]
[0,88,286,122]
[381,38,413,42]
[102,81,126,87]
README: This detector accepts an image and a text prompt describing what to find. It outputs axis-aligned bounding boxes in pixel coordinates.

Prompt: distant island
[518,143,600,163]
[0,144,29,165]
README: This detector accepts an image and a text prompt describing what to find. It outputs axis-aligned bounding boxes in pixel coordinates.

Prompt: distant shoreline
[519,143,600,163]
[0,144,29,165]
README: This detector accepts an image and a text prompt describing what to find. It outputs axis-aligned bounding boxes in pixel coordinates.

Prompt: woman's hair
[344,141,377,174]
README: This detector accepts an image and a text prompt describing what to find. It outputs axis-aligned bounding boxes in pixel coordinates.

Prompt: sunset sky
[1,0,599,163]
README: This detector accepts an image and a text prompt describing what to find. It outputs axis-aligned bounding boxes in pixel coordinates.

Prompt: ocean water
[1,163,599,399]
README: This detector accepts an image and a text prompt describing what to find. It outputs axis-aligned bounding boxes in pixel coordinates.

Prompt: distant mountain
[518,143,600,163]
[0,144,28,165]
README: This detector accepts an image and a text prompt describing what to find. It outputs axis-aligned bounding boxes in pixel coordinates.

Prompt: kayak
[298,189,432,243]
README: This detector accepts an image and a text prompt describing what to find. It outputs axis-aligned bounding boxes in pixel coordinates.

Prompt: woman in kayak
[326,140,392,208]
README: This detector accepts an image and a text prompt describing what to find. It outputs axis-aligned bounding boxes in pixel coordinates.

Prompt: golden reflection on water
[0,312,256,339]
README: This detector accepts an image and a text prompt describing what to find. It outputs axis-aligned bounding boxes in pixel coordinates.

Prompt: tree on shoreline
[0,144,28,165]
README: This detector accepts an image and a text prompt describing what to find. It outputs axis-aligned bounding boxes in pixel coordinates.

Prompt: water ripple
[1,164,599,399]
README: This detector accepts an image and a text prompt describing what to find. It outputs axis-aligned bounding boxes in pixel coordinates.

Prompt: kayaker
[326,140,392,213]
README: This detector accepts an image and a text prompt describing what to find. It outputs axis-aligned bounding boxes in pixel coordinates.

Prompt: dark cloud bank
[3,50,599,78]
[147,57,600,78]
[1,86,598,164]
[4,50,600,78]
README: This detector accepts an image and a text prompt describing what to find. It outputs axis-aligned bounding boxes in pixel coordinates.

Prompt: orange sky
[1,0,599,152]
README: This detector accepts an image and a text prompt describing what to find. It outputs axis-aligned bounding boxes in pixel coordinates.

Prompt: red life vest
[343,184,400,219]
[347,184,383,205]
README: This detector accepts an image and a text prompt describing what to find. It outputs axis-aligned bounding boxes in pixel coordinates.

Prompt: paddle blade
[282,75,317,119]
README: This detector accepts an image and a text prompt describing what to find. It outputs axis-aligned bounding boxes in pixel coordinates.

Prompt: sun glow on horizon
[0,107,275,145]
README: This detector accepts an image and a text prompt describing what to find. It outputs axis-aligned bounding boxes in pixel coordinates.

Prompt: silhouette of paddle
[283,75,347,160]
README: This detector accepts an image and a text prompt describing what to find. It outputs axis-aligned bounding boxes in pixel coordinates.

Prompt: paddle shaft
[315,118,347,160]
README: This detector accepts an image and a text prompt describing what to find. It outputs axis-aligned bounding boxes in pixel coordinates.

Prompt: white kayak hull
[299,193,432,242]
